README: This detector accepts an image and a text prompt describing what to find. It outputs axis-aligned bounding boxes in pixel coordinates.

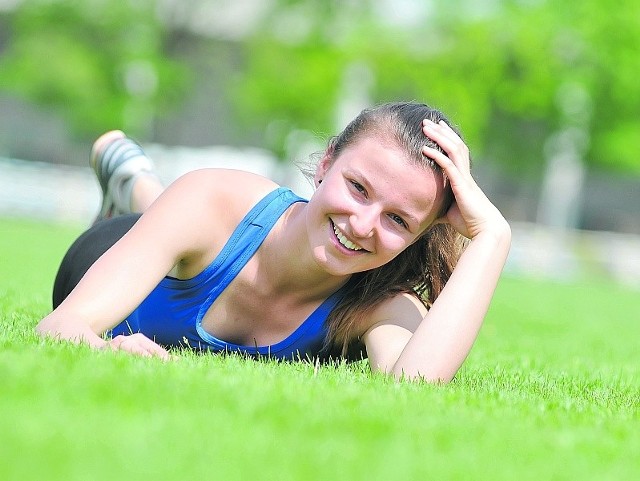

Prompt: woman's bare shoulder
[170,168,281,217]
[361,293,427,374]
[175,167,279,194]
[144,168,283,277]
[366,292,428,333]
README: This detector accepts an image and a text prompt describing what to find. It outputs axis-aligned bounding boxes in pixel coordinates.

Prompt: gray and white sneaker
[90,130,155,223]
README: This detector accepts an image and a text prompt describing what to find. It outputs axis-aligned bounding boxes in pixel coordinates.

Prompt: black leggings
[52,214,142,309]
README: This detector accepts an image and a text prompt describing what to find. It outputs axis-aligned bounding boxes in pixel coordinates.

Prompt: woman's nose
[349,208,378,238]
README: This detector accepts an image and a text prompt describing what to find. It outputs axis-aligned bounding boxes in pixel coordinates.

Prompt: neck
[259,203,350,301]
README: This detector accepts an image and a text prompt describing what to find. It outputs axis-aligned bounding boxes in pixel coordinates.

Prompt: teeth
[333,222,363,251]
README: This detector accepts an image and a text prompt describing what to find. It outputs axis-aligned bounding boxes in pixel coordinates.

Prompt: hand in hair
[421,119,508,240]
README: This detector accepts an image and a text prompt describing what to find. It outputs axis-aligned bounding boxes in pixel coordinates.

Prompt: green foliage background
[0,0,187,137]
[1,0,639,173]
[235,0,640,172]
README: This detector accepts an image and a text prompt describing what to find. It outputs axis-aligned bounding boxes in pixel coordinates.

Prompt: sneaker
[90,130,155,222]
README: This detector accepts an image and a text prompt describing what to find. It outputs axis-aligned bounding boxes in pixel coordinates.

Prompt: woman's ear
[314,152,332,188]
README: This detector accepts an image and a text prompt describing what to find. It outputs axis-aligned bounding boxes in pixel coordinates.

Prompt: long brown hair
[316,102,468,357]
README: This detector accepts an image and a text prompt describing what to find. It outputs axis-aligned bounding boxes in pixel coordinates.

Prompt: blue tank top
[110,187,345,360]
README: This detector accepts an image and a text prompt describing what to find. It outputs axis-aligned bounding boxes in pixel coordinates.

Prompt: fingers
[422,144,468,193]
[421,119,471,176]
[107,334,171,360]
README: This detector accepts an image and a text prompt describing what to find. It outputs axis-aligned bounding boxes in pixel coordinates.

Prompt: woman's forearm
[36,311,109,349]
[392,220,512,381]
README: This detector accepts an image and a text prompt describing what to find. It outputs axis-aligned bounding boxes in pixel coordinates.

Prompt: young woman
[37,102,511,382]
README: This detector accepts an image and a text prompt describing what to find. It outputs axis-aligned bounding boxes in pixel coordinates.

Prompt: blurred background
[1,0,639,287]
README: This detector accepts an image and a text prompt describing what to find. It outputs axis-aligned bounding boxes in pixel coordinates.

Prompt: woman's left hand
[422,119,507,240]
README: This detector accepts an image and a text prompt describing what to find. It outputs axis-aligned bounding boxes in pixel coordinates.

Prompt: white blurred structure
[0,144,312,224]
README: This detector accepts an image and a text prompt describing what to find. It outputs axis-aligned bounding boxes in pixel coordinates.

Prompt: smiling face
[306,135,446,276]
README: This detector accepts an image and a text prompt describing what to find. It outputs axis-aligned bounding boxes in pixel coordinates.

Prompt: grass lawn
[1,217,638,481]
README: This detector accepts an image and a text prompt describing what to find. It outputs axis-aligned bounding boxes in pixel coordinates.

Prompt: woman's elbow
[391,364,457,384]
[35,313,59,338]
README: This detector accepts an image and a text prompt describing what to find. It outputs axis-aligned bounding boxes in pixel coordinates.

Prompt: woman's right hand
[103,333,171,360]
[422,119,509,240]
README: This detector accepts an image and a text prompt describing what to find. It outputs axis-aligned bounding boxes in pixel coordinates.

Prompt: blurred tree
[231,0,640,179]
[230,0,381,158]
[0,0,189,139]
[2,0,638,183]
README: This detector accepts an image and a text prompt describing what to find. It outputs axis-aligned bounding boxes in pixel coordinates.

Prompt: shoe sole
[90,130,127,223]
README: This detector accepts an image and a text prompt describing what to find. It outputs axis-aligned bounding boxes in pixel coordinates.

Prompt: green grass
[1,217,638,481]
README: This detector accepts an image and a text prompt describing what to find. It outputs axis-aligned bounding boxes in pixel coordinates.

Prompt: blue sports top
[110,187,345,361]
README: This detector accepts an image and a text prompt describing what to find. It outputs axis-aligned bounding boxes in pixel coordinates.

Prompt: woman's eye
[350,181,366,195]
[389,214,407,228]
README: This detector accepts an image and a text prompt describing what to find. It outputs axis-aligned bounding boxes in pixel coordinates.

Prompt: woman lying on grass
[37,101,511,382]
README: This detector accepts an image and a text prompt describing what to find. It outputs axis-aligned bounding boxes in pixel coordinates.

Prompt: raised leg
[90,130,163,222]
